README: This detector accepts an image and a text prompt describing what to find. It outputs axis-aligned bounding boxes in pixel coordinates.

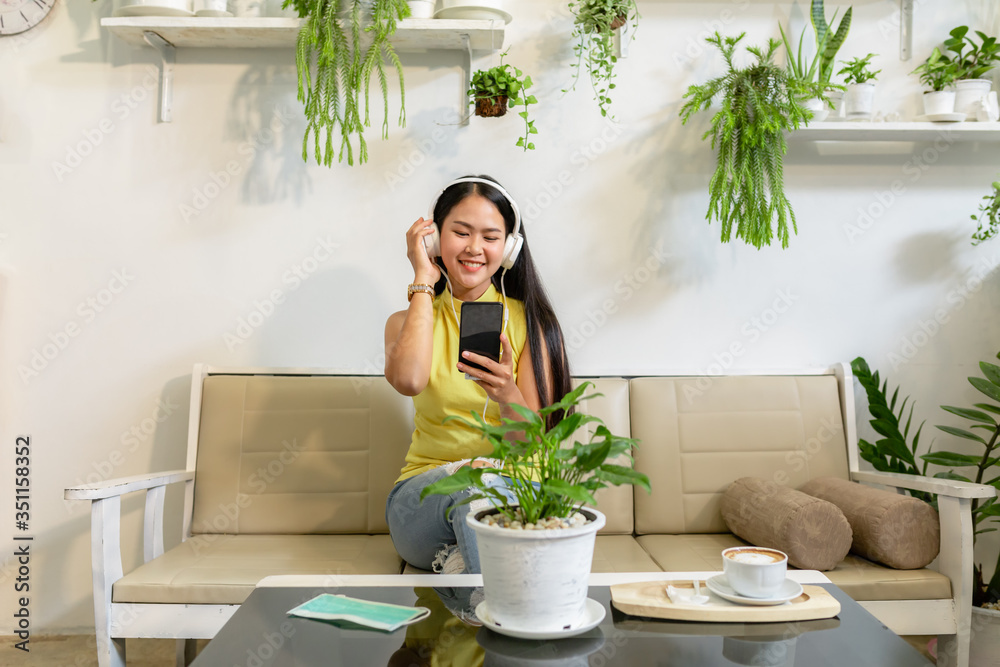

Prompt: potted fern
[971,179,1000,246]
[421,382,650,632]
[469,52,538,151]
[291,0,410,167]
[679,32,812,249]
[566,0,639,118]
[838,53,880,120]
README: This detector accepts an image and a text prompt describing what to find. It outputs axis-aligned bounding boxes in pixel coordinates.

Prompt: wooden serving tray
[610,580,841,623]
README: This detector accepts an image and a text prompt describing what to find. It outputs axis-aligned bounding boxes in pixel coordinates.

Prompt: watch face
[0,0,54,36]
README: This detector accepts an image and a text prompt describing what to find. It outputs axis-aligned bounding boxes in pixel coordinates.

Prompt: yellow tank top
[396,284,527,483]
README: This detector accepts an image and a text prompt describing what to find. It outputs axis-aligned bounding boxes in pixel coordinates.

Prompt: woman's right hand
[407,217,441,285]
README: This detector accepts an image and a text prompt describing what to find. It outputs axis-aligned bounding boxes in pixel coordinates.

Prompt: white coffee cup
[722,546,788,598]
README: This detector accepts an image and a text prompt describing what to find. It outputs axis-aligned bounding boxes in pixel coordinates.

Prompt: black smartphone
[459,302,503,379]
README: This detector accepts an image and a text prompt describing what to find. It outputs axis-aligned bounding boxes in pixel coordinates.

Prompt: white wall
[1,0,998,633]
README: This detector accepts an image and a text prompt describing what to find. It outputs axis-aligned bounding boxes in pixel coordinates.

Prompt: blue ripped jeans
[384,466,519,575]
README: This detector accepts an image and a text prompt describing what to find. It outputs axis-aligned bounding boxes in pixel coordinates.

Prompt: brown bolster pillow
[721,477,853,571]
[798,477,939,570]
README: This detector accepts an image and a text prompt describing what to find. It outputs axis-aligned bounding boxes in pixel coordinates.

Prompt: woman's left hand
[457,334,524,407]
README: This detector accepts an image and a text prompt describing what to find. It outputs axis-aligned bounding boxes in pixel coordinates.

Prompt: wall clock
[0,0,55,36]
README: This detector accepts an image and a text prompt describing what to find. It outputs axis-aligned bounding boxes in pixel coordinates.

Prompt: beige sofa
[66,363,995,667]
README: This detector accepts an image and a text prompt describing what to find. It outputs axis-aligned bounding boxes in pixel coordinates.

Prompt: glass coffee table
[190,573,932,667]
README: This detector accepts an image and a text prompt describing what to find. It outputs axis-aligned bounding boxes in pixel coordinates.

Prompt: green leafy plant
[810,0,852,86]
[944,26,1000,80]
[922,353,1000,606]
[911,46,961,92]
[837,53,880,84]
[566,0,639,118]
[469,52,538,151]
[420,382,651,525]
[679,32,811,249]
[972,179,1000,246]
[294,0,410,167]
[850,357,932,503]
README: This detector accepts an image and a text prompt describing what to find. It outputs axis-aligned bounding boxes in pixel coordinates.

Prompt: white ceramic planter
[956,79,994,121]
[802,98,829,123]
[826,90,845,121]
[970,606,1000,667]
[922,90,956,116]
[469,507,605,633]
[407,0,435,18]
[845,82,875,120]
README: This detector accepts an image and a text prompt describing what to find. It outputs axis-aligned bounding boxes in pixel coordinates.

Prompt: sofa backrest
[629,374,849,535]
[191,374,413,535]
[188,372,638,536]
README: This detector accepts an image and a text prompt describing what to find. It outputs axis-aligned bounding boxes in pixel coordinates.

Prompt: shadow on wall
[228,65,311,207]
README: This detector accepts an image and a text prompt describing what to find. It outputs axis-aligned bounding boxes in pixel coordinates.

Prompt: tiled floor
[1,633,938,665]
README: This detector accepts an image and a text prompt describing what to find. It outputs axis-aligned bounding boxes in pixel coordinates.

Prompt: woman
[383,175,572,584]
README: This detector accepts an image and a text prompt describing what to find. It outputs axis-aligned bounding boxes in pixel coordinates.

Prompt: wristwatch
[407,283,435,302]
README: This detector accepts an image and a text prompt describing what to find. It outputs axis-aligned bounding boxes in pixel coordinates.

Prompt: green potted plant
[291,0,410,167]
[679,32,812,249]
[421,382,650,631]
[944,26,1000,119]
[837,53,880,120]
[566,0,639,118]
[972,179,1000,246]
[911,46,961,116]
[778,0,854,121]
[469,52,538,151]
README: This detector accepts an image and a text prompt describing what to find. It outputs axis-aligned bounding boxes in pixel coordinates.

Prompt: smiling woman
[381,174,572,622]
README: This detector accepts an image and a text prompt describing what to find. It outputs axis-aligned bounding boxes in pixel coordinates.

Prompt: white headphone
[423,177,523,270]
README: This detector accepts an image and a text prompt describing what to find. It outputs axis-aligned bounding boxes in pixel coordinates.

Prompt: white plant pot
[407,0,435,18]
[826,90,845,121]
[956,79,994,121]
[922,90,956,116]
[845,82,875,120]
[468,507,605,633]
[970,605,1000,667]
[802,97,829,123]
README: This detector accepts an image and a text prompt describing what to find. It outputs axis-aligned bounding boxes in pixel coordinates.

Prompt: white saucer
[475,598,605,639]
[434,6,512,23]
[916,112,967,123]
[705,574,804,606]
[114,0,194,17]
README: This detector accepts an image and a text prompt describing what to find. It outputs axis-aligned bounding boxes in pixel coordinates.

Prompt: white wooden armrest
[64,470,195,500]
[850,470,996,499]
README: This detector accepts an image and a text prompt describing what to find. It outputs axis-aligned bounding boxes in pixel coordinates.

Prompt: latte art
[728,551,779,564]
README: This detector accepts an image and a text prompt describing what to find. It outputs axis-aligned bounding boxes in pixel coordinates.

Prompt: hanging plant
[679,32,812,249]
[469,52,538,151]
[291,0,410,167]
[566,0,639,118]
[972,179,1000,245]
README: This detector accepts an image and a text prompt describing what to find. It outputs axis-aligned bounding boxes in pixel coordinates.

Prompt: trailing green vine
[972,179,1000,245]
[679,33,810,249]
[567,0,638,118]
[293,0,409,167]
[469,52,538,151]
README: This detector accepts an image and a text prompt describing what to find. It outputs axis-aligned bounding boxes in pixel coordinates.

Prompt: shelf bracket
[460,33,471,127]
[142,30,175,123]
[900,0,913,61]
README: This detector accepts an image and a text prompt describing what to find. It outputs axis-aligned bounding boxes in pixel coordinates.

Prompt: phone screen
[459,302,503,377]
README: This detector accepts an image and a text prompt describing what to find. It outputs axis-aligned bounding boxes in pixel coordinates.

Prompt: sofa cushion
[113,534,402,604]
[630,375,850,535]
[799,477,940,569]
[634,534,951,601]
[721,477,852,570]
[192,375,413,535]
[574,378,634,535]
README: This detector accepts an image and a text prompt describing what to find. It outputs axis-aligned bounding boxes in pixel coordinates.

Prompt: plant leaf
[921,451,983,467]
[942,405,997,425]
[936,425,988,444]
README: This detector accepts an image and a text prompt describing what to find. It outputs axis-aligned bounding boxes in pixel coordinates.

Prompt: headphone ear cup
[423,225,441,258]
[501,233,523,269]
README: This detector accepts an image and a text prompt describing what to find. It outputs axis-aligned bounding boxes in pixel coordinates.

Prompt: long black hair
[432,175,573,427]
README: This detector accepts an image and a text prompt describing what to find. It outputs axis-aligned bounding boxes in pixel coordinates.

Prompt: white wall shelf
[789,121,1000,142]
[101,17,506,122]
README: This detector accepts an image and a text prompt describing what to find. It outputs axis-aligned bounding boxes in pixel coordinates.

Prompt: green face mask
[288,594,431,633]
